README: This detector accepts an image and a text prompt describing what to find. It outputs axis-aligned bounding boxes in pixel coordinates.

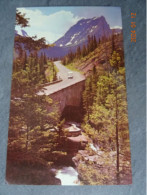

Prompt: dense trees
[56,31,131,185]
[9,47,62,154]
[58,33,131,185]
[7,11,66,184]
[81,45,131,184]
[12,51,49,97]
[62,35,99,65]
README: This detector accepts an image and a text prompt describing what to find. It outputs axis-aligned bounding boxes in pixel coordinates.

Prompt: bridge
[38,61,85,113]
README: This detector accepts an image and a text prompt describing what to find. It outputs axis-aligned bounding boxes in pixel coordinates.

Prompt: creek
[52,136,100,185]
[53,143,100,185]
[55,166,80,185]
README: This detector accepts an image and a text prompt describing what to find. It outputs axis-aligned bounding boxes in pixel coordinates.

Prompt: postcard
[6,6,132,185]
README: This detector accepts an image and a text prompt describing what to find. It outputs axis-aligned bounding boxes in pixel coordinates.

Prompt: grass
[54,65,59,73]
[64,49,98,74]
[65,62,83,74]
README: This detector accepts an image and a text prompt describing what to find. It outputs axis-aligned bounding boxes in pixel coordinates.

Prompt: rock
[66,135,88,152]
[67,125,81,137]
[67,134,88,143]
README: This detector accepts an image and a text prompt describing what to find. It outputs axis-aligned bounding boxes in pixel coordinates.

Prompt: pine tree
[83,76,93,120]
[110,51,122,71]
[87,35,91,53]
[82,44,87,57]
[93,35,97,50]
[22,51,27,70]
[43,53,47,65]
[111,34,115,54]
[76,46,81,59]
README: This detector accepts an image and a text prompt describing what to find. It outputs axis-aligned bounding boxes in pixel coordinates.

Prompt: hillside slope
[65,33,124,77]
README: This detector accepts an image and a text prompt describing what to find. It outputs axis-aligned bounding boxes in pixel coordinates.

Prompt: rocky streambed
[55,166,80,185]
[49,122,100,185]
[48,122,131,185]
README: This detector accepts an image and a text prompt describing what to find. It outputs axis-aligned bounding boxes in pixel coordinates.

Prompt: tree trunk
[26,126,29,151]
[115,92,120,184]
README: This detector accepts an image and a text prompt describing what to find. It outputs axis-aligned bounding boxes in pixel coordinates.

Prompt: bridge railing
[40,79,63,87]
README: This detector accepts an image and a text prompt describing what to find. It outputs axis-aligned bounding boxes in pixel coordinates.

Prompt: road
[38,61,85,95]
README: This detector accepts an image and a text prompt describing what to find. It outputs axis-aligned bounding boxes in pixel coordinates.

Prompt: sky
[15,6,122,43]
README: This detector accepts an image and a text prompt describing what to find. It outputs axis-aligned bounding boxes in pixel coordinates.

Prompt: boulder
[66,135,88,152]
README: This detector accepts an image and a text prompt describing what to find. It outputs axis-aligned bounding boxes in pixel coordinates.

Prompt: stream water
[55,166,80,185]
[52,122,100,185]
[53,143,100,185]
[89,143,100,152]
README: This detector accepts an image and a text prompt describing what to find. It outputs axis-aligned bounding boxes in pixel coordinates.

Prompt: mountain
[15,29,29,37]
[14,17,122,58]
[54,16,112,48]
[38,46,76,59]
[64,33,124,77]
[111,28,122,35]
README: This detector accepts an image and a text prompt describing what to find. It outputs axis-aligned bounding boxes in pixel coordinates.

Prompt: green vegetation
[62,35,98,66]
[62,33,124,76]
[65,62,82,73]
[8,51,68,177]
[77,160,113,185]
[45,60,58,82]
[63,33,132,185]
[6,10,67,185]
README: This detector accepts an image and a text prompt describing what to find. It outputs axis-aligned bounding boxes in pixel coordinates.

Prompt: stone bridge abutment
[49,80,85,114]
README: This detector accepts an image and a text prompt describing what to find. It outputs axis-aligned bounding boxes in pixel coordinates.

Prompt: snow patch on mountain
[65,41,72,46]
[93,17,99,20]
[110,26,122,29]
[15,29,29,37]
[87,20,91,23]
[54,16,113,47]
[65,32,81,46]
[70,34,76,42]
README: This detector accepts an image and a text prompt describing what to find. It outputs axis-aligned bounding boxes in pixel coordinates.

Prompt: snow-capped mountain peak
[54,16,112,47]
[15,29,29,37]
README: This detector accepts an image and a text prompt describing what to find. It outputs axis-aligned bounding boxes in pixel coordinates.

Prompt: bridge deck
[38,61,85,96]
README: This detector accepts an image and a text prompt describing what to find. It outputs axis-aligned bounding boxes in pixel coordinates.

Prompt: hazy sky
[16,6,122,43]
